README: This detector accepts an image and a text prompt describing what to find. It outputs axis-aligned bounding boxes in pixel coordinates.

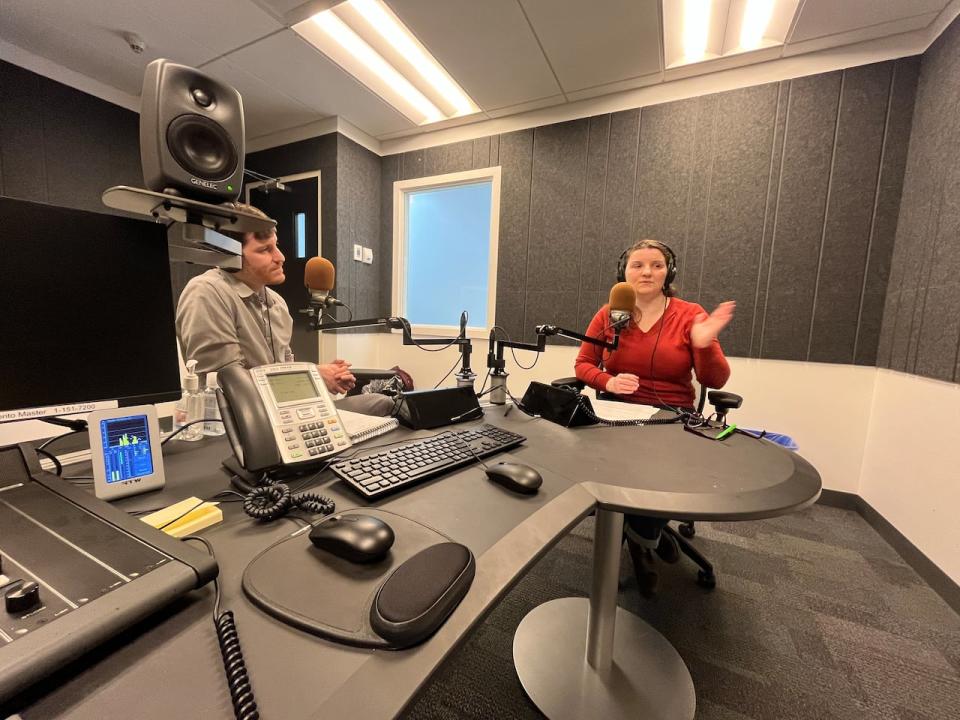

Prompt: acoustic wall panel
[378,58,919,369]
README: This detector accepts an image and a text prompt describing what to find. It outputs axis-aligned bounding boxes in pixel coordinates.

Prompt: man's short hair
[221,202,275,245]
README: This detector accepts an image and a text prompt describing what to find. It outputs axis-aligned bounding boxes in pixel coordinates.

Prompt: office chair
[549,377,742,592]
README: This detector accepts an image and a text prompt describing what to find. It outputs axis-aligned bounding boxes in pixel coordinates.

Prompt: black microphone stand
[486,321,626,405]
[310,314,477,390]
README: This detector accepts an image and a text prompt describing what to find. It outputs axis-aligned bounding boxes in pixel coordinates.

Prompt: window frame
[391,166,501,338]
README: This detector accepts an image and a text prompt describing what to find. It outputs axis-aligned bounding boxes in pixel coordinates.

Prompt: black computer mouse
[309,514,395,563]
[485,462,542,494]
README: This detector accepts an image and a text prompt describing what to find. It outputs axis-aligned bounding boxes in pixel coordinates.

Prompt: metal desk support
[513,508,696,719]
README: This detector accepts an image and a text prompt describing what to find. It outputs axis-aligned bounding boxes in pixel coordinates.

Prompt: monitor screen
[266,372,319,404]
[0,197,181,416]
[99,414,155,483]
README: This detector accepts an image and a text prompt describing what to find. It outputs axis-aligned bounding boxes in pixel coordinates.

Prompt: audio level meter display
[99,414,154,483]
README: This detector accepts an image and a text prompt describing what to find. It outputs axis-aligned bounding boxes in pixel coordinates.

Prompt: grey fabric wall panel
[697,84,780,358]
[759,72,842,360]
[494,129,534,342]
[857,58,919,366]
[598,108,642,296]
[880,16,960,382]
[675,95,718,303]
[337,136,382,319]
[632,102,693,288]
[808,64,890,364]
[399,149,425,180]
[375,58,917,369]
[576,115,612,334]
[380,154,400,317]
[424,139,473,177]
[525,120,589,292]
[750,82,789,357]
[524,119,589,342]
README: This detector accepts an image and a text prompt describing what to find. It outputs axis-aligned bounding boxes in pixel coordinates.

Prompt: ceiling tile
[386,0,562,110]
[220,30,416,138]
[202,56,325,139]
[518,0,662,92]
[790,0,947,42]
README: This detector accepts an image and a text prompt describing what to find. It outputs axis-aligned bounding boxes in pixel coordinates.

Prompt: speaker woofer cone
[166,114,237,181]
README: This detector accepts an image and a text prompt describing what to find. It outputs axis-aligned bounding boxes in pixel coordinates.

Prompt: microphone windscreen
[304,256,335,291]
[608,282,636,314]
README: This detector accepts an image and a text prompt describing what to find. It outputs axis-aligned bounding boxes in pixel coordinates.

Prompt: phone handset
[216,362,351,472]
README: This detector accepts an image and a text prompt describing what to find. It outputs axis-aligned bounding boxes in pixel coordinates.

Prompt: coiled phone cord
[242,481,336,522]
[181,536,259,720]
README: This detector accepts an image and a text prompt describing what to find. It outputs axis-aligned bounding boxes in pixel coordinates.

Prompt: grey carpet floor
[400,503,960,719]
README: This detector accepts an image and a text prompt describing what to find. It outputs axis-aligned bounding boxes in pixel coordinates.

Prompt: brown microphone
[608,282,636,328]
[304,257,342,307]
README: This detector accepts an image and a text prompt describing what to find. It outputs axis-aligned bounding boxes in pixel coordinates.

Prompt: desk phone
[217,362,352,472]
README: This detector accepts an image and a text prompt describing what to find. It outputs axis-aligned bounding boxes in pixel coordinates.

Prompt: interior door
[248,176,319,364]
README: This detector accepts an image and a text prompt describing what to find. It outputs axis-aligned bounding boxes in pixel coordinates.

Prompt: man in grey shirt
[176,204,393,417]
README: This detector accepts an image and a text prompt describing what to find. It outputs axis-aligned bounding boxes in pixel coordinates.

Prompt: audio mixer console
[0,443,217,703]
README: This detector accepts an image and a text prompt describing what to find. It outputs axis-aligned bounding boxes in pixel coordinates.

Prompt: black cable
[158,500,207,531]
[181,536,260,720]
[161,419,219,446]
[491,325,540,371]
[38,429,84,451]
[35,447,63,476]
[433,354,463,389]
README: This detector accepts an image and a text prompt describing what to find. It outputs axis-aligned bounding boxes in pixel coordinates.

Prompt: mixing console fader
[0,443,217,704]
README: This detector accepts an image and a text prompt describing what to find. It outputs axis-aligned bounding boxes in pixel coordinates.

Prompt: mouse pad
[242,508,454,648]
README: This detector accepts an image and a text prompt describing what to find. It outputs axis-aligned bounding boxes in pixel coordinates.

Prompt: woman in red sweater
[575,238,735,594]
[575,239,734,408]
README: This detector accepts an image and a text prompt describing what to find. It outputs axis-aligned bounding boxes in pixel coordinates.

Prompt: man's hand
[605,373,640,395]
[318,359,356,394]
[690,301,736,349]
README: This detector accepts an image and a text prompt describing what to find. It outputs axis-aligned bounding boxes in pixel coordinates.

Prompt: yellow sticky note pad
[141,496,222,538]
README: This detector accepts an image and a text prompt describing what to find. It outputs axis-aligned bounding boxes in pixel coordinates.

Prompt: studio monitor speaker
[140,59,244,203]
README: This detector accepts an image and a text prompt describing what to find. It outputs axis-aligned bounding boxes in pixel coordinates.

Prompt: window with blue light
[403,180,493,328]
[294,212,306,258]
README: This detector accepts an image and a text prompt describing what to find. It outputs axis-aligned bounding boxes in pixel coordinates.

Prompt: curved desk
[13,408,819,720]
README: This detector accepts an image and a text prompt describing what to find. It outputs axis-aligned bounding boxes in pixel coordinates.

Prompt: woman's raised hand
[690,301,736,349]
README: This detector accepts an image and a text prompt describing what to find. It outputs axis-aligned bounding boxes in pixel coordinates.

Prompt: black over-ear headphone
[617,241,678,288]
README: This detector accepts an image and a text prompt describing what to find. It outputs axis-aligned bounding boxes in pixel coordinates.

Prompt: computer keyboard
[329,423,526,499]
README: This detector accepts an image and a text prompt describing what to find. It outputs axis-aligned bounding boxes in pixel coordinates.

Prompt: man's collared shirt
[176,268,294,375]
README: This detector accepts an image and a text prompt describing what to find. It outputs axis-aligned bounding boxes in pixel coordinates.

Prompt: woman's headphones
[616,240,678,287]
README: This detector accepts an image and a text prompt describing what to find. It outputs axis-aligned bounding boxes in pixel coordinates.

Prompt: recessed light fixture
[683,0,713,62]
[664,0,801,69]
[740,0,776,50]
[294,0,479,126]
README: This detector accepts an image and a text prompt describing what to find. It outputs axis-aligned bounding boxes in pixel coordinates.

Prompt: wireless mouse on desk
[309,514,395,563]
[485,462,542,494]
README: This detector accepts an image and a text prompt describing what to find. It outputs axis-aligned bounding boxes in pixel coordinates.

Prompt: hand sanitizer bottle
[173,359,204,441]
[203,371,225,436]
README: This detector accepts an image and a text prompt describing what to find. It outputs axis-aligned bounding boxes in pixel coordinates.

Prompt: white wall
[859,370,960,584]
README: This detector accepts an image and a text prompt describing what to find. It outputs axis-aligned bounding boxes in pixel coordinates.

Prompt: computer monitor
[0,196,181,421]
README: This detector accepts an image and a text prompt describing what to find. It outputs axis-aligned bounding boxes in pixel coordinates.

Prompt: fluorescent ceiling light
[349,0,477,117]
[311,11,445,124]
[683,0,712,62]
[740,0,775,50]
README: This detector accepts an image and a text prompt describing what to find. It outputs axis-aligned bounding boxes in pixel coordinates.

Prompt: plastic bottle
[173,359,204,442]
[203,371,225,436]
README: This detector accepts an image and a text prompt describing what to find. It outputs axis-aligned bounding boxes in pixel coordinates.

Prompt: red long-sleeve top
[574,298,730,408]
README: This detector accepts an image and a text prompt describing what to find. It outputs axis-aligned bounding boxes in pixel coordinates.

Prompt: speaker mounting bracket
[102,185,275,234]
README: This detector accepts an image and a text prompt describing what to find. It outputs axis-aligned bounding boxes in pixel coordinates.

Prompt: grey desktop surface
[14,408,820,720]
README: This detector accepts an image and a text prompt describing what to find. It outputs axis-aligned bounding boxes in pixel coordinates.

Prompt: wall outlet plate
[362,247,373,264]
[353,244,363,261]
